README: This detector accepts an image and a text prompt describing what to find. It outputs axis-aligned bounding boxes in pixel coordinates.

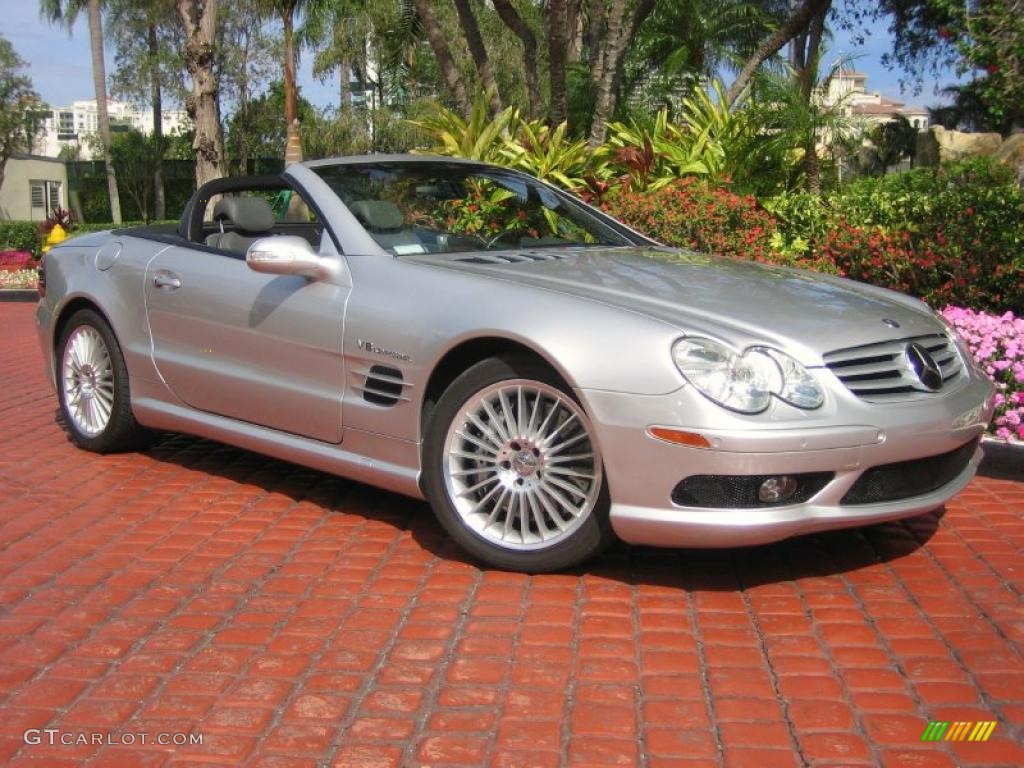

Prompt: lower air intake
[672,472,833,508]
[841,440,978,505]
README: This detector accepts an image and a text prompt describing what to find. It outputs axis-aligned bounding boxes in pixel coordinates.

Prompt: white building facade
[39,97,190,159]
[825,71,929,129]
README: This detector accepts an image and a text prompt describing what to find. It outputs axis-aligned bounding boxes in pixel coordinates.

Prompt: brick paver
[1,301,1022,767]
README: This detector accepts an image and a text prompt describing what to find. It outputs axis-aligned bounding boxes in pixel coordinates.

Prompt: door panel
[144,246,347,443]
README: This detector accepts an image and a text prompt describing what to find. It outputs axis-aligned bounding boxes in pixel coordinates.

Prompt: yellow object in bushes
[41,224,67,254]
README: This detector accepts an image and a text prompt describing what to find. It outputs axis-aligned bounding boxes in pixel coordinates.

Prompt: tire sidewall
[423,356,613,572]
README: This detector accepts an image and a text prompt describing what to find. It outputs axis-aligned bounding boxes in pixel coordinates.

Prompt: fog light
[758,476,798,503]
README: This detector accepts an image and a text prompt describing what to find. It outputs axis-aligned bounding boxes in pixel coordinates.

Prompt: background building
[39,97,190,159]
[826,70,929,129]
[0,154,67,222]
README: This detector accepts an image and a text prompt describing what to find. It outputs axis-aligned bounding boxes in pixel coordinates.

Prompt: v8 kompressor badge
[357,339,411,362]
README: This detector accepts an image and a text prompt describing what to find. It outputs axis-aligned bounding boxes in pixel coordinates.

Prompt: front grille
[672,472,834,508]
[824,333,962,401]
[841,440,977,505]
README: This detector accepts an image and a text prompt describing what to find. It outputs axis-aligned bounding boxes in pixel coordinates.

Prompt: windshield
[312,161,635,255]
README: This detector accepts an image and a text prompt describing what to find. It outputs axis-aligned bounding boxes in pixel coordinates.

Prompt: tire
[56,309,150,453]
[423,356,614,572]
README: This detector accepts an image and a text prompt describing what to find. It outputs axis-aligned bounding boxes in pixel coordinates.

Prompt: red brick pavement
[1,301,1022,767]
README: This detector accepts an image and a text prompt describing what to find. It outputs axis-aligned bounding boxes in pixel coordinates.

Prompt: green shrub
[0,221,40,257]
[787,159,1024,312]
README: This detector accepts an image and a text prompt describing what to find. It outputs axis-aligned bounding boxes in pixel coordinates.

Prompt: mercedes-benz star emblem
[906,342,943,391]
[881,318,900,328]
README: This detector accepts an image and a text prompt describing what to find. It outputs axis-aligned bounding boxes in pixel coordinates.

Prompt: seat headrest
[349,200,404,232]
[213,196,275,233]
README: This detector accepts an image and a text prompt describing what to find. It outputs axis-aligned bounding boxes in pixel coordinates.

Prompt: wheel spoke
[545,452,594,465]
[546,475,589,500]
[540,412,578,448]
[546,466,596,480]
[480,399,511,442]
[455,430,498,456]
[498,389,518,439]
[472,483,504,518]
[465,411,504,449]
[540,483,581,518]
[516,386,526,436]
[547,431,589,456]
[450,450,496,464]
[458,474,499,498]
[526,390,542,436]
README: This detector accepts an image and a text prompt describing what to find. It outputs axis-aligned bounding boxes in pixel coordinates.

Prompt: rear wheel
[57,309,150,453]
[423,356,613,572]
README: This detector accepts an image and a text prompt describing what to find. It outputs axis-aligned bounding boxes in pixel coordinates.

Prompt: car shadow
[74,421,943,590]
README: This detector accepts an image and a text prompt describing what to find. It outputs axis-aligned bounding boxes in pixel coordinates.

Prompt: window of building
[57,111,75,139]
[29,180,63,221]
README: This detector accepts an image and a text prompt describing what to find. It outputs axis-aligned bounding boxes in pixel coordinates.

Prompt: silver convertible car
[37,156,995,571]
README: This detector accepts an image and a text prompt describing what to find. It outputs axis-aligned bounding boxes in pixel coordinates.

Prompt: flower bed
[0,250,34,268]
[0,269,37,290]
[942,307,1024,442]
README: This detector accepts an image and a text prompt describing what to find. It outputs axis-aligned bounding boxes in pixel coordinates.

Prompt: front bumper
[581,372,995,549]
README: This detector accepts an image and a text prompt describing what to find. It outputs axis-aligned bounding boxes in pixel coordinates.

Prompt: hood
[407,247,944,364]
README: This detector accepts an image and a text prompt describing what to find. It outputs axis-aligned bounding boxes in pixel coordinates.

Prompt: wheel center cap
[511,451,538,477]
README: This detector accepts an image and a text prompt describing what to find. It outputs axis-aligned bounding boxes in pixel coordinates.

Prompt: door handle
[153,270,181,290]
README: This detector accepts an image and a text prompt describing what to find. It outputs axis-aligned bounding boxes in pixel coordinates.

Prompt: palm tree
[300,0,364,116]
[747,60,857,193]
[628,0,775,98]
[257,0,316,165]
[41,0,123,224]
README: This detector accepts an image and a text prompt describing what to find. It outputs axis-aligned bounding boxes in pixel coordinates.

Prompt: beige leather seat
[348,200,422,251]
[205,197,276,253]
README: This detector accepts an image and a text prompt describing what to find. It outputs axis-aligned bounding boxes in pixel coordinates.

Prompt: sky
[4,1,960,114]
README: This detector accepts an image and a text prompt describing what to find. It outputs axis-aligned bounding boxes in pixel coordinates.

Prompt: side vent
[357,364,408,407]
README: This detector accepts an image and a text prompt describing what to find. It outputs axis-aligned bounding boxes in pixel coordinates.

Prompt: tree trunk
[587,0,655,146]
[492,0,540,119]
[800,6,827,194]
[800,7,827,101]
[587,0,604,75]
[413,0,469,117]
[548,0,569,126]
[282,10,302,165]
[148,21,165,221]
[339,52,351,114]
[452,0,502,114]
[804,142,821,194]
[566,0,583,63]
[87,0,121,224]
[725,0,831,109]
[177,0,225,189]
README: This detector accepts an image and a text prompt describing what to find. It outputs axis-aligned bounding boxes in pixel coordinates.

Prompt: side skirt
[132,396,424,500]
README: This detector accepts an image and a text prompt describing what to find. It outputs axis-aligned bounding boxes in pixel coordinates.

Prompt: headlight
[934,311,977,370]
[672,338,823,413]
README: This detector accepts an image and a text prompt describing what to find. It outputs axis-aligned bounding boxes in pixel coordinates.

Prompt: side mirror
[246,236,333,280]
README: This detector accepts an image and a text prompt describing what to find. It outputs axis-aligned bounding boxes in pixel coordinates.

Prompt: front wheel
[423,356,613,572]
